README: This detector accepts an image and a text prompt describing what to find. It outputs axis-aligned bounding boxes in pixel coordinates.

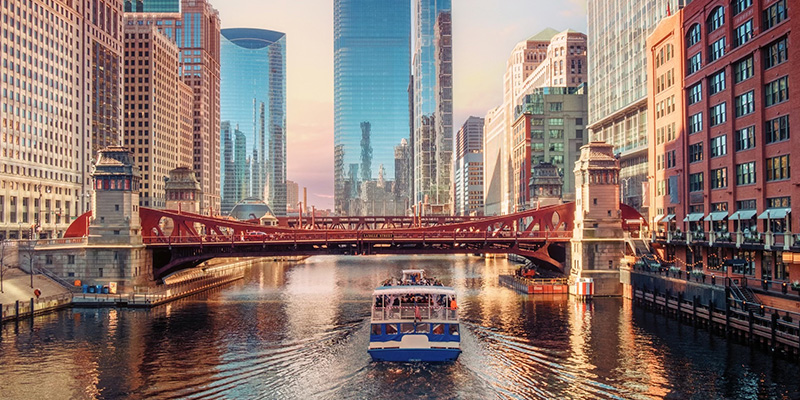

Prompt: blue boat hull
[368,348,461,362]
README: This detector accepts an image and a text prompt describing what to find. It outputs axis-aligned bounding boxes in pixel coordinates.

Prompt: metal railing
[1,292,72,322]
[371,306,458,322]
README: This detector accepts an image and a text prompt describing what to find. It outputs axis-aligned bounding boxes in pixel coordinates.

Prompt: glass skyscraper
[334,0,411,215]
[412,0,452,214]
[220,28,287,216]
[124,0,180,13]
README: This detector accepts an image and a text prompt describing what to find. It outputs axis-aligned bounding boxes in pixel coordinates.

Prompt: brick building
[649,0,800,284]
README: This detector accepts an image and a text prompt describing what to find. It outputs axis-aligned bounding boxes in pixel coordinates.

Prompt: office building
[412,0,452,215]
[124,0,222,215]
[454,117,484,216]
[220,28,287,216]
[122,22,193,208]
[587,0,683,211]
[334,0,411,215]
[124,0,180,13]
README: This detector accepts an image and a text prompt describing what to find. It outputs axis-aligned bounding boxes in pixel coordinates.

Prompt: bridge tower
[570,142,625,296]
[90,146,142,245]
[165,167,201,213]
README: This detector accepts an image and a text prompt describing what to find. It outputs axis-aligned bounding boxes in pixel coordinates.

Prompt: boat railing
[372,305,458,321]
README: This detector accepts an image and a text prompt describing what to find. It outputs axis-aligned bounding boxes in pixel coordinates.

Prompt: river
[1,255,799,399]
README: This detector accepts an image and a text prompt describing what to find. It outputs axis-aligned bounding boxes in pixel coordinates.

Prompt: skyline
[213,0,588,210]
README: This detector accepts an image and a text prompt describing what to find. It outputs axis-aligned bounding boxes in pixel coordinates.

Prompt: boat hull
[368,348,461,362]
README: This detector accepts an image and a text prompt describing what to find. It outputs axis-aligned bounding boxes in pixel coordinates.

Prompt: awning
[653,214,664,224]
[683,213,704,222]
[724,258,749,267]
[757,208,791,220]
[625,219,643,225]
[703,211,728,221]
[729,210,757,220]
[661,214,676,222]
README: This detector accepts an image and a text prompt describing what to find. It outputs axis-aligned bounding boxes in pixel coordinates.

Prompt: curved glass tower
[334,0,411,215]
[220,28,287,216]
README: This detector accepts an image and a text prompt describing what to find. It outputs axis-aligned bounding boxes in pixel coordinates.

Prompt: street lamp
[620,177,632,206]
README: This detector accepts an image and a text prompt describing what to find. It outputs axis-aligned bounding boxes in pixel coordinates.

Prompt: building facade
[124,0,222,215]
[511,87,588,209]
[286,180,299,212]
[334,0,411,215]
[588,0,683,212]
[483,29,588,215]
[220,28,287,216]
[122,22,192,209]
[454,117,484,216]
[649,0,800,284]
[412,0,452,215]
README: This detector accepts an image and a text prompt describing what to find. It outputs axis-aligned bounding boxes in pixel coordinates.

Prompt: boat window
[432,324,445,335]
[372,324,382,336]
[386,324,398,335]
[401,323,415,334]
[416,323,429,334]
[449,324,459,336]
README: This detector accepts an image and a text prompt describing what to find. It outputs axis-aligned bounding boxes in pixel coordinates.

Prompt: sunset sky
[214,1,588,210]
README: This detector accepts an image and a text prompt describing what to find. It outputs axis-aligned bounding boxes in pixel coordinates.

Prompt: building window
[667,150,676,169]
[688,83,702,105]
[735,91,755,117]
[709,37,726,63]
[709,103,727,126]
[735,126,756,151]
[711,168,727,189]
[689,112,703,134]
[687,24,701,47]
[549,102,562,111]
[689,142,704,163]
[764,37,788,69]
[45,255,53,265]
[736,199,757,210]
[763,0,787,31]
[688,53,702,75]
[767,196,790,208]
[766,155,790,181]
[733,0,752,15]
[765,115,790,144]
[734,56,753,83]
[736,162,756,185]
[548,118,564,126]
[549,130,563,139]
[765,76,789,107]
[689,172,704,192]
[68,255,75,264]
[733,20,753,47]
[709,70,726,95]
[708,6,725,32]
[710,135,727,158]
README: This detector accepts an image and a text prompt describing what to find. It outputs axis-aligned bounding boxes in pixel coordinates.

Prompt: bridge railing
[372,306,458,321]
[142,229,574,245]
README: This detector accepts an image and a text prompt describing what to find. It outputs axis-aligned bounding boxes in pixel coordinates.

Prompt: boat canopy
[373,286,456,296]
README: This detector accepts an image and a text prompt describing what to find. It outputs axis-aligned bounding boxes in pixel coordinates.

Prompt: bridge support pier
[568,142,625,297]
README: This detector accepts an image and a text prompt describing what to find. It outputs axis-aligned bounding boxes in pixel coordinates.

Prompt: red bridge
[65,203,644,281]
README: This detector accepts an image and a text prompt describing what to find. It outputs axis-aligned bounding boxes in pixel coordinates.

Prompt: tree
[21,239,37,288]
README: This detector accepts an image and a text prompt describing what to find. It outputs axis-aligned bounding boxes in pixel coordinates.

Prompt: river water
[1,255,799,399]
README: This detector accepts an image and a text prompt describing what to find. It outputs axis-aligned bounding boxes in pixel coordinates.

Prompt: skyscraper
[454,117,484,216]
[412,0,452,215]
[334,0,411,215]
[124,0,222,215]
[124,0,179,12]
[122,21,193,209]
[587,0,682,211]
[220,28,287,216]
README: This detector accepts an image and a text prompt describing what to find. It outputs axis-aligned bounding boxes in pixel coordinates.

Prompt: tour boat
[368,269,461,362]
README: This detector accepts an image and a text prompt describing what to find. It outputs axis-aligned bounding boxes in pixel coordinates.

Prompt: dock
[499,275,568,295]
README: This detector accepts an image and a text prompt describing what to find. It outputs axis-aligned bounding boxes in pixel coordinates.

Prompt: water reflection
[0,255,798,399]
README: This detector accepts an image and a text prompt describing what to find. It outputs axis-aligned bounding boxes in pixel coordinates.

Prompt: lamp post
[620,177,632,206]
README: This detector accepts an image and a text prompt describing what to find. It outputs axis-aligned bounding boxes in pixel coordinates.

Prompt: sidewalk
[0,268,71,306]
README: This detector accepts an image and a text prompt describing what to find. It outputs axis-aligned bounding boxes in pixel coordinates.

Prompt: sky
[214,0,589,211]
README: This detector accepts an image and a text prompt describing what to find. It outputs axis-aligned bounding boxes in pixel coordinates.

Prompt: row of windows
[688,155,791,192]
[689,76,788,134]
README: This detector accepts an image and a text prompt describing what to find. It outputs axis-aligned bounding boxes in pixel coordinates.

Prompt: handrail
[371,305,458,322]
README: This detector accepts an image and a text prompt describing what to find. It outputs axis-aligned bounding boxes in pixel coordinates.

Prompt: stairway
[729,284,761,312]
